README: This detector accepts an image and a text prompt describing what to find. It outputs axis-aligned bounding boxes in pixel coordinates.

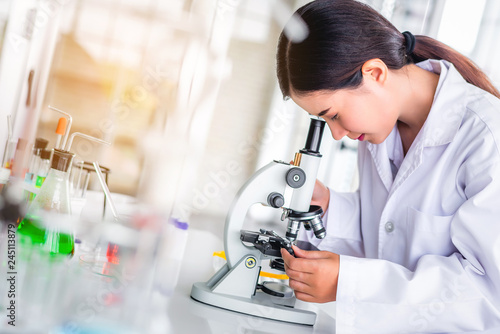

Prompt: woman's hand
[311,179,330,213]
[281,245,339,303]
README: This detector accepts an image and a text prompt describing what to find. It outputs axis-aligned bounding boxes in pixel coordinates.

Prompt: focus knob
[286,167,306,188]
[267,192,285,208]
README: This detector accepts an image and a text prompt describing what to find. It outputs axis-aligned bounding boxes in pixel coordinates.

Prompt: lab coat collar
[415,59,468,148]
[366,59,469,193]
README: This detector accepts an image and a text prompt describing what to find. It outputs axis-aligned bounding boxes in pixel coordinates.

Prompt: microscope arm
[224,160,291,268]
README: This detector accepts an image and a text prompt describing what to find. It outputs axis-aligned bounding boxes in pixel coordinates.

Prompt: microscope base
[191,281,317,325]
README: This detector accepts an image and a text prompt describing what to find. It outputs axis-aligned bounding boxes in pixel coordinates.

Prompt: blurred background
[0,0,499,222]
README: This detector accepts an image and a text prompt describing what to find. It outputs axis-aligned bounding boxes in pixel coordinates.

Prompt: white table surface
[162,213,338,334]
[0,200,338,333]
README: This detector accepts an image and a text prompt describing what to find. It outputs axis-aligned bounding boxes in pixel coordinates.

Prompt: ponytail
[277,0,500,99]
[411,36,500,98]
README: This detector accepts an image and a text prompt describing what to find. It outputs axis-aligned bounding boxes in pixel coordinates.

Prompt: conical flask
[17,149,76,256]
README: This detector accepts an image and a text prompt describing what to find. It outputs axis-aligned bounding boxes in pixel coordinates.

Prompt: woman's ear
[361,59,388,85]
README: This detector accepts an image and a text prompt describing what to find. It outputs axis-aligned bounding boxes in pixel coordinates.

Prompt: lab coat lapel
[366,142,394,192]
[389,60,467,197]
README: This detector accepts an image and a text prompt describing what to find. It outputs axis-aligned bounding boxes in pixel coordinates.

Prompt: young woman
[277,0,500,332]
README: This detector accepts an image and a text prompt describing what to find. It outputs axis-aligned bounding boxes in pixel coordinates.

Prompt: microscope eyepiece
[301,119,325,156]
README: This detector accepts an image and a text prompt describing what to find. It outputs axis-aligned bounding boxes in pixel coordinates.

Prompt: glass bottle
[17,149,75,256]
[24,138,49,203]
[35,149,52,188]
[25,138,49,183]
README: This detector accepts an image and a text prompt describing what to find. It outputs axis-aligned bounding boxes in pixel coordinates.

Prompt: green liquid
[35,175,46,188]
[17,215,74,256]
[18,215,46,245]
[45,228,74,256]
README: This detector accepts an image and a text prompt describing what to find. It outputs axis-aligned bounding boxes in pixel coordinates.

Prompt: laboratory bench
[153,213,338,334]
[1,209,337,333]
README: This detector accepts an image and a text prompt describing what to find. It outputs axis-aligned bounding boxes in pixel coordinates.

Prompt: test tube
[35,149,52,188]
[11,138,28,177]
[2,139,17,169]
[1,115,14,168]
[0,166,10,192]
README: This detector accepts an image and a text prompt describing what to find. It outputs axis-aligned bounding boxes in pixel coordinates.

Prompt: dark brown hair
[277,0,500,99]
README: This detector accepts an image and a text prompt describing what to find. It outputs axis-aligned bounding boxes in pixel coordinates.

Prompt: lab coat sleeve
[298,188,364,257]
[336,160,500,333]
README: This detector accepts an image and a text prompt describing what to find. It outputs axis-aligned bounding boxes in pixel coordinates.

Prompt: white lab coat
[300,60,500,333]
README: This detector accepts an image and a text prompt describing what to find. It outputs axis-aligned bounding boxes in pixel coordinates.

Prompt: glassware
[25,137,49,184]
[35,149,52,188]
[155,218,189,296]
[0,167,10,192]
[2,139,17,169]
[17,149,76,257]
[24,138,49,203]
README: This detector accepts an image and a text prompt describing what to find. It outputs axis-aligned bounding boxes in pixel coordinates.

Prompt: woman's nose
[327,122,349,140]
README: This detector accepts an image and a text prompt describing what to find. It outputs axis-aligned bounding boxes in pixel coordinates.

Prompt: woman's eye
[330,114,339,121]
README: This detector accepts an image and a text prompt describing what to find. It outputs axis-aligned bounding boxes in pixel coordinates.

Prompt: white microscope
[191,118,326,325]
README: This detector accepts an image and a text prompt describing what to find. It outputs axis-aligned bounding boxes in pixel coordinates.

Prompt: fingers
[294,290,332,304]
[292,245,329,259]
[280,247,340,303]
[281,247,294,262]
[281,248,313,274]
[294,291,317,303]
[284,261,313,284]
[288,277,318,303]
[281,246,331,274]
[289,277,331,303]
[288,277,310,293]
[291,245,307,258]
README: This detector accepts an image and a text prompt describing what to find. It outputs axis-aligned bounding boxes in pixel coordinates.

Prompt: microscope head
[284,118,327,242]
